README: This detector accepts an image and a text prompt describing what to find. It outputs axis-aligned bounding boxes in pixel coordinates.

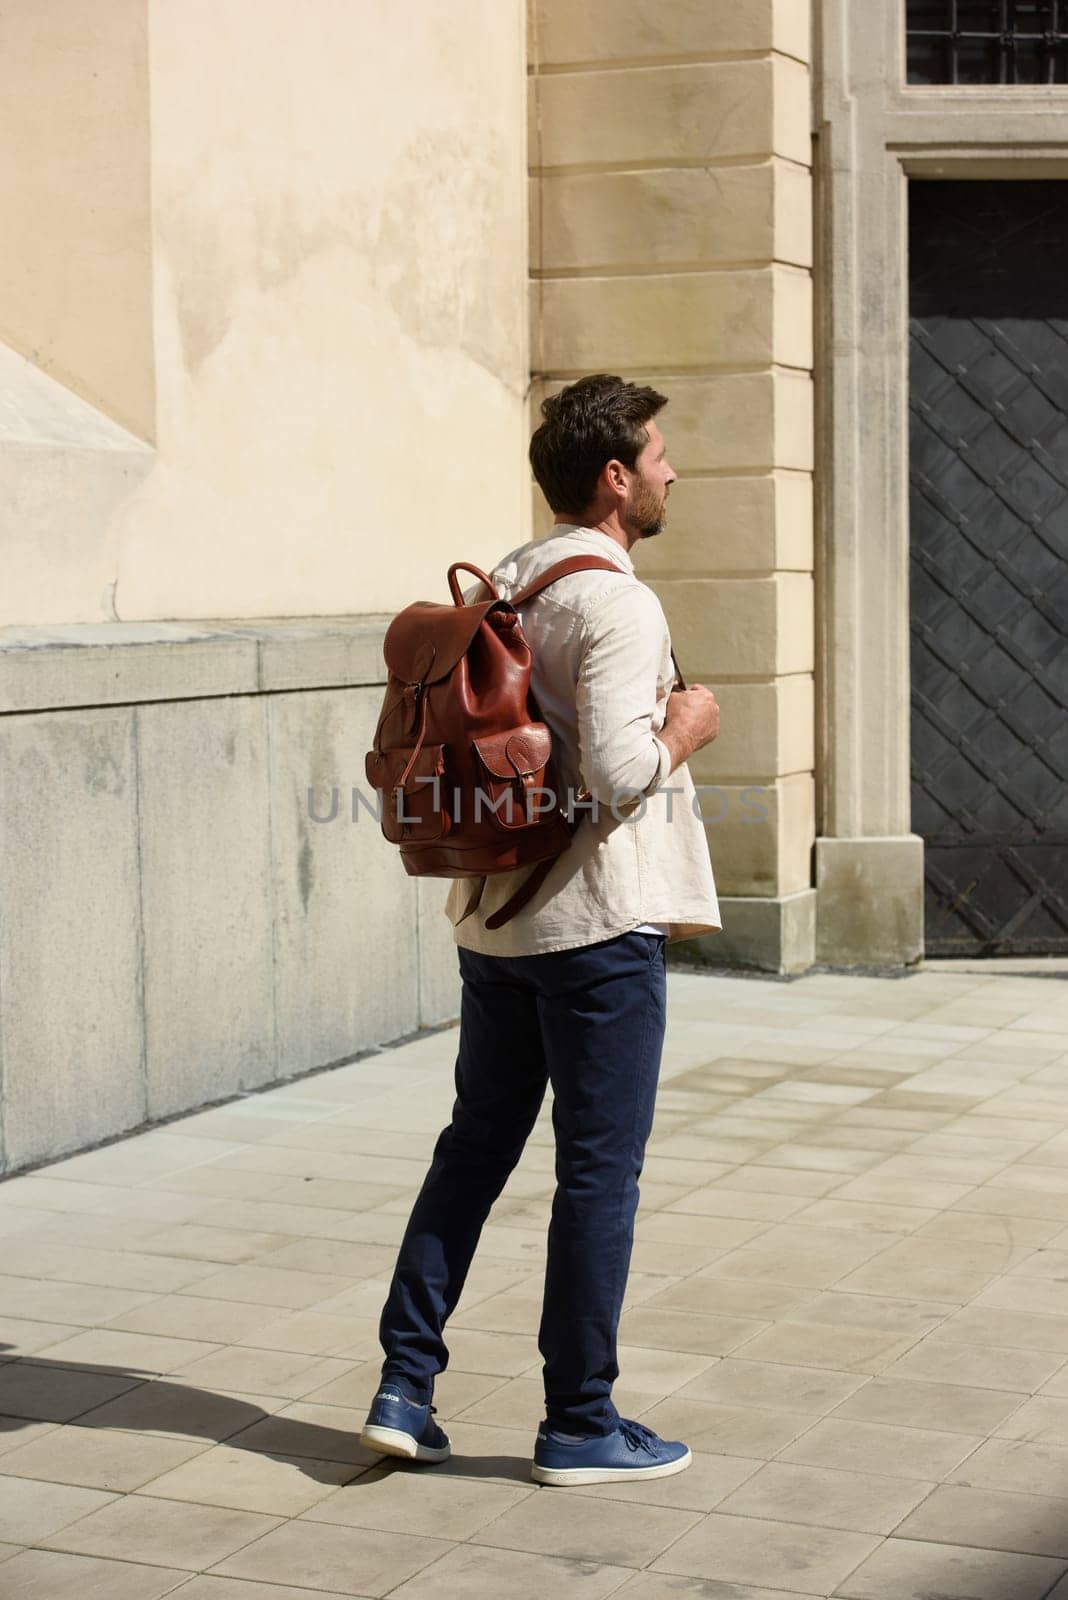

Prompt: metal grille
[909,181,1068,956]
[907,1,1068,83]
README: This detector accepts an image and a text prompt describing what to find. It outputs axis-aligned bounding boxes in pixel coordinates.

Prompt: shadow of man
[0,1345,529,1488]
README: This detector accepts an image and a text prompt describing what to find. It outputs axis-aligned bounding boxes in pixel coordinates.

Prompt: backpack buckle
[402,680,423,735]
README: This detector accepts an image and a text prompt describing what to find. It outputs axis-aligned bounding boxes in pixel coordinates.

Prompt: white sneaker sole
[531,1446,692,1487]
[359,1425,451,1463]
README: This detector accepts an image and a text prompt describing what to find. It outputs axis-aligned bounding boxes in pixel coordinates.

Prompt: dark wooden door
[909,180,1068,955]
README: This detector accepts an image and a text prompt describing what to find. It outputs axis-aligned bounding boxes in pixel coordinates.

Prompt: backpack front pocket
[471,722,555,830]
[365,743,449,843]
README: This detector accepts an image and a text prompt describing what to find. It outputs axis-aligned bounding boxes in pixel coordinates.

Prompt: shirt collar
[548,523,635,575]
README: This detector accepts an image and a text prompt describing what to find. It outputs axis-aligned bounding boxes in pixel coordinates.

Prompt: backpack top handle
[447,563,500,607]
[446,555,687,690]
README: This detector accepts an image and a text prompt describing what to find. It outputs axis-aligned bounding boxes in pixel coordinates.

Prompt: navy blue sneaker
[531,1417,691,1486]
[359,1385,451,1463]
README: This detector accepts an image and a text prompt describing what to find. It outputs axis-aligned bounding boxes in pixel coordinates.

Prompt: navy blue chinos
[376,927,668,1436]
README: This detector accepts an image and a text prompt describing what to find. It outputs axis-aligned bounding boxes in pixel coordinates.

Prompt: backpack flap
[472,722,554,831]
[383,599,509,688]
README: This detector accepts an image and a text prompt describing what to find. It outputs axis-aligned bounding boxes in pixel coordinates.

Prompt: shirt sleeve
[575,582,671,805]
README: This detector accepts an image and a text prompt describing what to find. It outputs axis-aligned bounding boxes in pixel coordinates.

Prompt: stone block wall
[0,622,459,1176]
[529,0,816,972]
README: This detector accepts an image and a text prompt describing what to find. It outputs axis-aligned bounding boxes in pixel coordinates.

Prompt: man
[360,374,721,1485]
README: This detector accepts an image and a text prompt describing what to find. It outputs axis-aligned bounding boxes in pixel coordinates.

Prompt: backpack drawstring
[395,686,429,790]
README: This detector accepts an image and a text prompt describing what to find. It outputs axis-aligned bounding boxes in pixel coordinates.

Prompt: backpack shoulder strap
[507,555,625,608]
[508,554,687,689]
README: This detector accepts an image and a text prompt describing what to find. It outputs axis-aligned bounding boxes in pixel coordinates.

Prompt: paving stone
[790,1198,935,1235]
[779,1416,983,1480]
[103,1295,282,1344]
[650,1511,880,1593]
[37,1494,281,1567]
[243,1310,381,1358]
[429,1329,543,1379]
[928,1305,1068,1352]
[181,1266,354,1310]
[31,1328,220,1373]
[998,1395,1068,1444]
[883,1338,1067,1392]
[715,1459,933,1533]
[469,1489,701,1567]
[307,1363,504,1418]
[617,1306,768,1356]
[211,1519,453,1595]
[835,1237,1011,1301]
[731,1320,920,1374]
[0,1476,117,1544]
[678,1357,867,1415]
[836,1536,1066,1598]
[894,1482,1068,1556]
[780,1289,951,1338]
[947,1436,1068,1497]
[0,1420,57,1459]
[79,1381,286,1443]
[0,1362,142,1423]
[0,1317,91,1356]
[134,1443,356,1516]
[0,1548,188,1600]
[156,1578,362,1600]
[0,1242,212,1295]
[300,1463,533,1539]
[634,1211,770,1248]
[610,1577,802,1600]
[0,1424,207,1490]
[833,1375,1027,1434]
[387,1544,632,1600]
[0,1278,153,1328]
[172,1347,355,1400]
[667,1187,806,1221]
[698,1224,889,1290]
[641,1275,808,1320]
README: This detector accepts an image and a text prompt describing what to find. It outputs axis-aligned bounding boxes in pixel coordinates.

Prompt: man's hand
[659,684,720,774]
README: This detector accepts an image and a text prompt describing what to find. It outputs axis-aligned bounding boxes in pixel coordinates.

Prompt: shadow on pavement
[0,1344,531,1487]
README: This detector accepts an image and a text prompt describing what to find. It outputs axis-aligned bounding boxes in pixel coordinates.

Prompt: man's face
[623,419,676,540]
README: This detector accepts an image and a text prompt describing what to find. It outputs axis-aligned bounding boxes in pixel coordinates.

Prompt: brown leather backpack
[364,555,683,931]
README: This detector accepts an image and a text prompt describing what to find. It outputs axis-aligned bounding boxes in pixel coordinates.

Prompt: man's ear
[603,457,629,497]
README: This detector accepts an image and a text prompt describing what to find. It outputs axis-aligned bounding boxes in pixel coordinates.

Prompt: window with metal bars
[907,1,1068,82]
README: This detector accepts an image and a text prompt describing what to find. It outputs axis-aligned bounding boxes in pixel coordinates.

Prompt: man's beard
[626,477,668,539]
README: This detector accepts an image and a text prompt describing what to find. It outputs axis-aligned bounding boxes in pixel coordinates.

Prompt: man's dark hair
[529,374,668,516]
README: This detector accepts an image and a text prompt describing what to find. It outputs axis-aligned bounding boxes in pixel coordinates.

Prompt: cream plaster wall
[0,0,153,440]
[1,0,530,626]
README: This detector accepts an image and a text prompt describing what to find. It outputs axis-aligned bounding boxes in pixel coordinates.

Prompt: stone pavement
[1,964,1068,1599]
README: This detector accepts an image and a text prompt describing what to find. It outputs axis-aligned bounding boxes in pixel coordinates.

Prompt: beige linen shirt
[443,524,722,956]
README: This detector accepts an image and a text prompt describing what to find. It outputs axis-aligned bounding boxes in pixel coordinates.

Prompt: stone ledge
[671,888,816,975]
[0,615,393,714]
[816,834,925,969]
